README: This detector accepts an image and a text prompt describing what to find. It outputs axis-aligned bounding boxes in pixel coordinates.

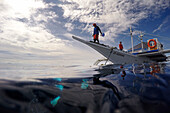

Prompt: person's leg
[97,39,99,43]
[94,39,96,43]
[96,35,99,43]
[93,34,97,43]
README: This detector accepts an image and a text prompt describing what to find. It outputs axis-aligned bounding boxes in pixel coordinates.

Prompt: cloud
[0,0,169,62]
[0,0,64,51]
[152,23,164,33]
[0,0,105,80]
[58,0,170,40]
[65,23,75,31]
[0,0,47,19]
[1,0,169,49]
[153,15,170,33]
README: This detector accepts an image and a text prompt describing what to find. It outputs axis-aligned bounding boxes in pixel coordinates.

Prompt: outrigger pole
[130,27,134,53]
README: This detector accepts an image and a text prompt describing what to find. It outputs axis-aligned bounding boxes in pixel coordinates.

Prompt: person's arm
[97,26,102,34]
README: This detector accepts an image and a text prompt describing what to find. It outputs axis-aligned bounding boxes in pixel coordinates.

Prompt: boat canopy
[128,42,148,53]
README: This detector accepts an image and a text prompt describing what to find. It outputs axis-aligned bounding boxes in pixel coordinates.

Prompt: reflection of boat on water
[91,63,170,113]
[93,64,121,78]
[131,63,166,74]
[72,30,170,65]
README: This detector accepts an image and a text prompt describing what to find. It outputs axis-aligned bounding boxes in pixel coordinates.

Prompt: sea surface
[0,60,170,113]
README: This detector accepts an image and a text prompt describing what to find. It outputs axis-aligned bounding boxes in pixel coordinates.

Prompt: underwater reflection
[55,85,64,91]
[93,64,124,100]
[0,62,169,113]
[81,79,89,89]
[150,63,165,76]
[53,78,62,82]
[130,63,166,78]
[93,64,127,80]
[120,65,126,80]
[93,76,121,100]
[51,96,61,107]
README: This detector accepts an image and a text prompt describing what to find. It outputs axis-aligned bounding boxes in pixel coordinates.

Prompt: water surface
[0,60,170,113]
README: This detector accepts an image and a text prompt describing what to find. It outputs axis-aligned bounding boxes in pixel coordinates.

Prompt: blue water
[0,60,170,113]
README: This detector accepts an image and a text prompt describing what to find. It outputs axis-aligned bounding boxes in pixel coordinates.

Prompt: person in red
[119,41,123,51]
[93,23,102,43]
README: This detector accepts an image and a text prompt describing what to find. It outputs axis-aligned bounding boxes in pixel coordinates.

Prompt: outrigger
[72,29,170,65]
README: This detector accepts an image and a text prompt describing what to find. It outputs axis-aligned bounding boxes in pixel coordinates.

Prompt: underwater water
[0,60,170,113]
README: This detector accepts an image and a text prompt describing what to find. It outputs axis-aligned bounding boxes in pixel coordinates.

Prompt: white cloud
[65,23,75,31]
[0,0,169,65]
[58,0,170,40]
[0,0,46,19]
[0,0,95,66]
[1,0,169,50]
[153,15,170,33]
[153,23,163,33]
[0,0,62,51]
[0,0,105,80]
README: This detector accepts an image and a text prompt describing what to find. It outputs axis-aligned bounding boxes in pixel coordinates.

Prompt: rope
[105,47,114,65]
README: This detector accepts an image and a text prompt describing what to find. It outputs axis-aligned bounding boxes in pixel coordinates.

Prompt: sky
[0,0,170,79]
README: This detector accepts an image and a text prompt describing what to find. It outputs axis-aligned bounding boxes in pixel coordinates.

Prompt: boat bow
[72,36,151,64]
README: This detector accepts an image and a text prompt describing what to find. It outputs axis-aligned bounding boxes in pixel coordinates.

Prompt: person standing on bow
[119,41,123,51]
[92,23,102,43]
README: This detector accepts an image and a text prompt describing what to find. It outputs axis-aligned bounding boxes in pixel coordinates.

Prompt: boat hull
[72,36,152,64]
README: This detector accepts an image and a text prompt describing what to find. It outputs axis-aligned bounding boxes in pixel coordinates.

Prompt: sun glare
[4,0,45,18]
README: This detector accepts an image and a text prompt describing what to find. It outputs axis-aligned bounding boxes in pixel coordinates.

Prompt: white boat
[72,35,170,65]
